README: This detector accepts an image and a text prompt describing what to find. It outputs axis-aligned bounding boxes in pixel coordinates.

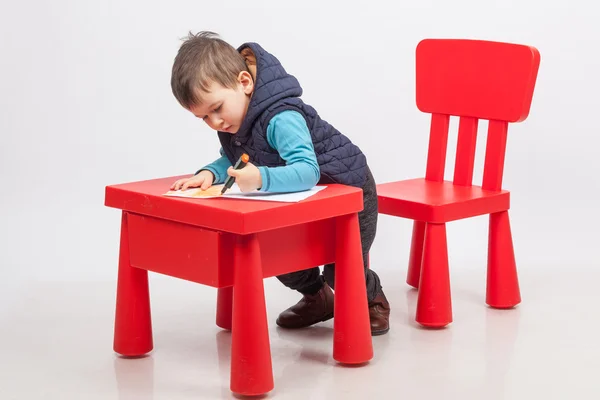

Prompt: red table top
[105,175,364,234]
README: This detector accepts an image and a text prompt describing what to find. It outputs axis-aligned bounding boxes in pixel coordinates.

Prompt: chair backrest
[416,39,540,191]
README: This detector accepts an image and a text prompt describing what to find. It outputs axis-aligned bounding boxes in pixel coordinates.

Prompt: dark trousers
[276,167,382,303]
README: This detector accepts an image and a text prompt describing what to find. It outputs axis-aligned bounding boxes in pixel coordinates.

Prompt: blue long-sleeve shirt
[199,110,320,192]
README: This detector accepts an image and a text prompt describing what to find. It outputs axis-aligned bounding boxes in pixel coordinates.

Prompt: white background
[1,1,599,398]
[2,0,597,289]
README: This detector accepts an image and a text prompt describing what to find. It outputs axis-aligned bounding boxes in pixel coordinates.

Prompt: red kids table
[104,176,373,396]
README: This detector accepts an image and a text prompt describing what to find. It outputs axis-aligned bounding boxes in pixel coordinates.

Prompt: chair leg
[407,221,426,289]
[114,212,153,357]
[230,234,273,396]
[487,211,521,308]
[216,287,233,330]
[416,223,452,328]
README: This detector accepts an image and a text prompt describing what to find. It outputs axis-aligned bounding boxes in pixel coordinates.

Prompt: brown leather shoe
[276,283,334,329]
[369,290,390,336]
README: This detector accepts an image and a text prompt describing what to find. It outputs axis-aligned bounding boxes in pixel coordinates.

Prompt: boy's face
[189,71,254,134]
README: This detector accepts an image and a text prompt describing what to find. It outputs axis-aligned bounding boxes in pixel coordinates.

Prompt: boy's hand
[171,170,214,191]
[227,162,262,192]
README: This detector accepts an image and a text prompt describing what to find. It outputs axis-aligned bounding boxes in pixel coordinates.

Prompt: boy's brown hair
[171,31,248,109]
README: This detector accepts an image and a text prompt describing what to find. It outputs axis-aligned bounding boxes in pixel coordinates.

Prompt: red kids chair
[377,39,540,328]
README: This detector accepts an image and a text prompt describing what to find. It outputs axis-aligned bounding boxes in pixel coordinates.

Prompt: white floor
[1,264,599,400]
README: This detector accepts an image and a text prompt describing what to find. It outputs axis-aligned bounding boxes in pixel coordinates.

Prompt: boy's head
[171,31,254,134]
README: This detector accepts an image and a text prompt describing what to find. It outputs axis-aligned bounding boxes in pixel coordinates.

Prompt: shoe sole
[321,312,334,322]
[277,313,390,337]
[371,327,390,336]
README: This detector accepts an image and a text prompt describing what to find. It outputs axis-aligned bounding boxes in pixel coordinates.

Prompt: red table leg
[333,213,373,364]
[114,212,153,356]
[416,222,452,328]
[230,234,274,396]
[407,220,426,289]
[487,211,521,308]
[216,287,233,330]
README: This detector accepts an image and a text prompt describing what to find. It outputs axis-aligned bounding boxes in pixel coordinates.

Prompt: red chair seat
[377,178,510,223]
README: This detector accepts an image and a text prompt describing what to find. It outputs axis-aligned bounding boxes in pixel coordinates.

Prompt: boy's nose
[208,115,224,129]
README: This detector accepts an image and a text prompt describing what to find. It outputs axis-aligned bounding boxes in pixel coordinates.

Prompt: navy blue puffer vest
[218,43,368,188]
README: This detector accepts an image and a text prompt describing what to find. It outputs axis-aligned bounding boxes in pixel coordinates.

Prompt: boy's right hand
[171,170,215,191]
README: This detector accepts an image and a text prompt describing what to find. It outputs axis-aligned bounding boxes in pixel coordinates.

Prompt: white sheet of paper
[164,183,327,203]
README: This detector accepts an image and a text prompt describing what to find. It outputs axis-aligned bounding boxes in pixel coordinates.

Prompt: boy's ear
[238,71,254,95]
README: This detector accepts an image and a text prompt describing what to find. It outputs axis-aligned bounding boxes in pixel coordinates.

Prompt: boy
[170,32,390,335]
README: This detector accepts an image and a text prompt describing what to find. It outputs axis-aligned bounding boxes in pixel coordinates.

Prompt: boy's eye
[214,104,222,112]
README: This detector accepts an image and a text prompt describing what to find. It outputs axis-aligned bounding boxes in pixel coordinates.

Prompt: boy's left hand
[227,162,263,192]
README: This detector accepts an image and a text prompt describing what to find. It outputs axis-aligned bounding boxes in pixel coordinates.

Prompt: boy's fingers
[200,180,211,190]
[227,168,241,177]
[185,177,204,191]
